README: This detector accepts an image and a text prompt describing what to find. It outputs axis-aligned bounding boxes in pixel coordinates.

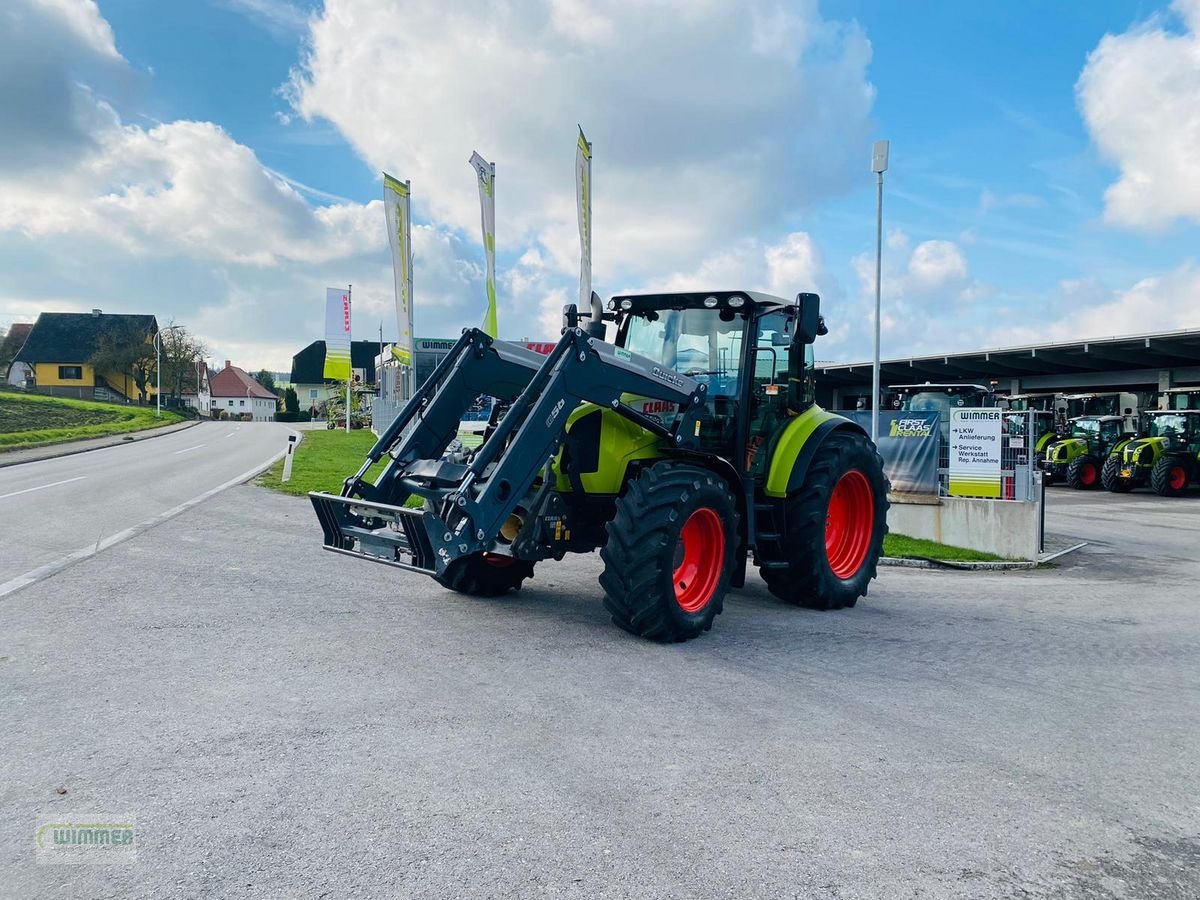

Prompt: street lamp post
[870,139,889,445]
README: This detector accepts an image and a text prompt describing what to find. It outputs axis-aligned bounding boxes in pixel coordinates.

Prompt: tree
[90,322,156,403]
[157,323,208,401]
[254,369,278,395]
[283,386,299,414]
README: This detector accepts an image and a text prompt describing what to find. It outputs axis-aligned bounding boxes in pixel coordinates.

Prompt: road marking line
[173,444,207,454]
[0,433,297,600]
[0,476,87,501]
[225,432,236,438]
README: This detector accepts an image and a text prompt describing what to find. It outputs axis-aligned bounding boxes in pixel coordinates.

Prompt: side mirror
[793,293,822,345]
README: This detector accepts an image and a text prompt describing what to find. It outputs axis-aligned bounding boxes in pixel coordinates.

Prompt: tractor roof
[889,382,993,392]
[1148,408,1200,415]
[1070,415,1123,422]
[608,290,791,315]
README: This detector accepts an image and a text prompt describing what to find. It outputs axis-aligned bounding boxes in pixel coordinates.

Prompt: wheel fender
[764,407,870,499]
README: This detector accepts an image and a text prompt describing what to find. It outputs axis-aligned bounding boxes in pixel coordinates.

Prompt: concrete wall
[889,496,1040,560]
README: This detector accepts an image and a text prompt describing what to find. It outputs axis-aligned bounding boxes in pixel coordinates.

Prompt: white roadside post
[282,433,298,483]
[871,139,889,445]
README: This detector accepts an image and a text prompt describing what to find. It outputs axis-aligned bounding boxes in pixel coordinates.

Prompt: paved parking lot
[2,484,1198,898]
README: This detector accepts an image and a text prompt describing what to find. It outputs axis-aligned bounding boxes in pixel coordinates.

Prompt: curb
[880,556,1038,571]
[0,419,201,468]
[879,541,1089,571]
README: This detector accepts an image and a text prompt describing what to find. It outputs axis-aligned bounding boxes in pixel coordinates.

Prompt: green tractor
[1040,415,1136,489]
[310,290,890,642]
[1103,409,1200,496]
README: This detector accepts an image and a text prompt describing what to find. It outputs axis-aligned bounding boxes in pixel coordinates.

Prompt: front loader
[1104,410,1200,496]
[310,290,889,642]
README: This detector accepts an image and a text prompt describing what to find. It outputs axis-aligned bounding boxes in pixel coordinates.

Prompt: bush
[274,411,312,423]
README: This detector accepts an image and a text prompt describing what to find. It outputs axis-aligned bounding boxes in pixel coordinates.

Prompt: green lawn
[883,533,1006,563]
[0,392,184,450]
[258,429,389,497]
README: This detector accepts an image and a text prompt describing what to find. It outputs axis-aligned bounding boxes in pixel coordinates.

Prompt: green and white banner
[383,172,414,369]
[323,287,351,380]
[575,127,592,309]
[949,408,1003,498]
[469,151,498,337]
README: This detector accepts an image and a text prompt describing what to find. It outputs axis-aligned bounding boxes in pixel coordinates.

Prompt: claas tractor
[1103,409,1200,496]
[310,290,889,642]
[1039,392,1142,488]
[1041,415,1137,490]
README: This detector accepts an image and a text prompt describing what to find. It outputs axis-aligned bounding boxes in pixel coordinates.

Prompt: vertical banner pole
[576,127,592,311]
[470,152,498,338]
[346,284,352,434]
[383,173,415,402]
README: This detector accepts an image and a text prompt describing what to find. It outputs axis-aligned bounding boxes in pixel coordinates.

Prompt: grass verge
[258,429,388,497]
[0,392,184,451]
[883,533,1007,563]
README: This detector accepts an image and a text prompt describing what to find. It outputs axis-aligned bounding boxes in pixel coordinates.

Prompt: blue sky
[2,0,1199,370]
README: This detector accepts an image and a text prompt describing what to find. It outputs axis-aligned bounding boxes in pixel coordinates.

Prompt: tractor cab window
[1149,414,1188,441]
[622,307,744,398]
[1070,419,1099,440]
[1100,420,1121,442]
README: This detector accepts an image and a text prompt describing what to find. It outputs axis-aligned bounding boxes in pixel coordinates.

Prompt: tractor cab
[1159,387,1200,411]
[609,291,818,477]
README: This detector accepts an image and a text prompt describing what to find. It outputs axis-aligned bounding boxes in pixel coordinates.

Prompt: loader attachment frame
[310,327,709,576]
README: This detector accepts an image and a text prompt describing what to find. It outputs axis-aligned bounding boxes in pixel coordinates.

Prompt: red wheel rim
[673,508,724,613]
[1081,463,1097,486]
[1170,466,1188,490]
[826,470,874,580]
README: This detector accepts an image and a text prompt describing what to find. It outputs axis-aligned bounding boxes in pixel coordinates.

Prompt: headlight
[703,296,719,308]
[727,295,745,308]
[620,299,633,311]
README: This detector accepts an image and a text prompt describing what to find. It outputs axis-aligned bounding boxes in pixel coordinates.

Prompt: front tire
[435,553,534,597]
[1101,455,1133,493]
[1151,457,1190,497]
[760,430,888,610]
[1066,455,1101,490]
[599,463,738,642]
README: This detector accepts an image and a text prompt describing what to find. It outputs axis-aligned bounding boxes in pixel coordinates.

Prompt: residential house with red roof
[209,361,278,421]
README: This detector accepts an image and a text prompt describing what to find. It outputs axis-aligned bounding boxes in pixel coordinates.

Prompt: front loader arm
[310,327,709,577]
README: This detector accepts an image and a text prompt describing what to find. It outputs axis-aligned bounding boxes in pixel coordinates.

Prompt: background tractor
[311,291,889,642]
[1040,415,1136,489]
[1104,409,1200,496]
[1039,392,1143,488]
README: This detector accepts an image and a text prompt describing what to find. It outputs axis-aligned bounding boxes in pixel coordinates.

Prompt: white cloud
[31,0,121,60]
[287,0,875,280]
[1078,0,1200,229]
[906,240,968,289]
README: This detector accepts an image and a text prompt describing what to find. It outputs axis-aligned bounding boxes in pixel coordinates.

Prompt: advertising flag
[323,287,351,380]
[469,151,498,337]
[383,173,414,371]
[575,127,592,309]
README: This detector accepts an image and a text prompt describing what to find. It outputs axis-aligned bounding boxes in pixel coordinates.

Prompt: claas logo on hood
[890,418,935,438]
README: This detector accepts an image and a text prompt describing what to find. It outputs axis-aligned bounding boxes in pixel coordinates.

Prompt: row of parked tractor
[886,383,1200,498]
[1007,388,1200,497]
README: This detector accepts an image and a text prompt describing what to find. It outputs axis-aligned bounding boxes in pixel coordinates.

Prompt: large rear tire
[760,430,888,610]
[1066,455,1101,490]
[1101,455,1133,493]
[599,463,737,642]
[1151,457,1191,497]
[435,553,534,597]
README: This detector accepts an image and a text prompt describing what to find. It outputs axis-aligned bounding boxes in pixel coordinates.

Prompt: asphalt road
[2,483,1198,898]
[0,422,292,594]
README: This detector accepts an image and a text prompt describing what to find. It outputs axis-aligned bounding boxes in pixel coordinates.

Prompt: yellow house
[14,310,159,402]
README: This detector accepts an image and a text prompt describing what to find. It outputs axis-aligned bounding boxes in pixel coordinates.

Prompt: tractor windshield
[1149,414,1189,440]
[1070,419,1099,440]
[622,308,745,397]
